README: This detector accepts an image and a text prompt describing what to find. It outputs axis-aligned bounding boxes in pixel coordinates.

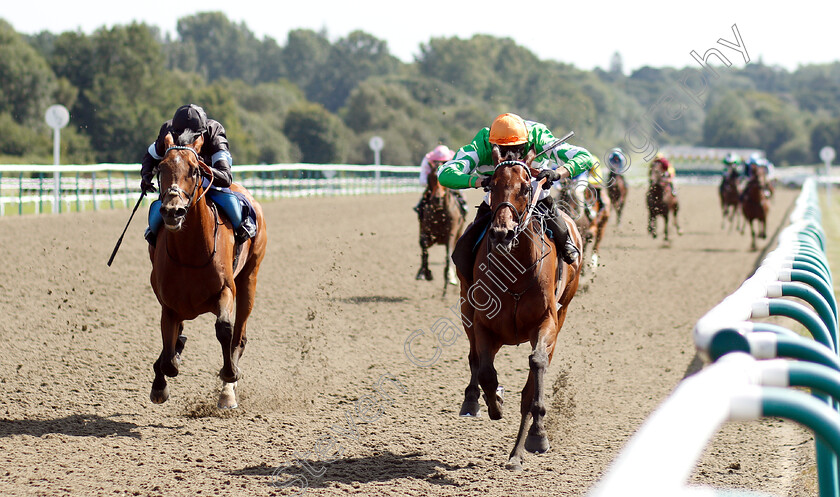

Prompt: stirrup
[561,239,579,265]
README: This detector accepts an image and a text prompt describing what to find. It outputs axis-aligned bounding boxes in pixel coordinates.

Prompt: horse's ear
[524,147,536,167]
[491,145,502,166]
[191,134,204,153]
[164,133,174,148]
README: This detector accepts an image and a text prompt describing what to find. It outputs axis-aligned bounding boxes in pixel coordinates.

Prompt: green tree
[176,12,261,84]
[307,31,400,112]
[0,20,57,125]
[284,102,350,163]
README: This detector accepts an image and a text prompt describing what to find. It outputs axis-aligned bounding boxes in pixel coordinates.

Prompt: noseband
[490,160,541,238]
[159,146,213,208]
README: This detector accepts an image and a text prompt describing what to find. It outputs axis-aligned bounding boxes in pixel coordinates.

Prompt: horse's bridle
[490,160,544,238]
[158,146,214,208]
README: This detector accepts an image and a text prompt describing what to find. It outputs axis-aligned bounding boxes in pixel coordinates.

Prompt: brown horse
[456,148,582,471]
[740,166,770,251]
[149,133,267,409]
[719,165,741,232]
[607,171,628,227]
[646,162,681,241]
[416,163,466,297]
[554,179,610,274]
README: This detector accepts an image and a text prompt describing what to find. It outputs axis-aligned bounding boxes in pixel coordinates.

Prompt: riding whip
[534,131,575,160]
[106,189,147,267]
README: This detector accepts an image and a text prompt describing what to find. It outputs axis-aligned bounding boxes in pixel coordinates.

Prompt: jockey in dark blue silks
[139,104,256,246]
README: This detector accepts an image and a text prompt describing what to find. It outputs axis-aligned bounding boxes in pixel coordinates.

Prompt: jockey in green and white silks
[438,113,598,279]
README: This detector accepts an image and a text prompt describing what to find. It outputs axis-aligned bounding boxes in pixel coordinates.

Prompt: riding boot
[145,200,163,246]
[451,202,492,282]
[537,196,579,265]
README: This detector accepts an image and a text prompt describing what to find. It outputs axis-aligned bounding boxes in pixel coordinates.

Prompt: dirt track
[0,183,817,496]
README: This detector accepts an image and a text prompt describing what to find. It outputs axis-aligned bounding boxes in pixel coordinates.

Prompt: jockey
[439,113,597,277]
[651,153,677,196]
[569,155,610,219]
[607,148,628,174]
[744,153,762,179]
[140,104,256,246]
[723,153,742,176]
[414,145,467,218]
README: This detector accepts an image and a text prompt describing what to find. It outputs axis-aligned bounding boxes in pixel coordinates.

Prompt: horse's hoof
[425,272,434,281]
[525,435,551,454]
[415,271,425,280]
[505,456,524,471]
[150,386,170,404]
[459,400,481,417]
[218,381,238,409]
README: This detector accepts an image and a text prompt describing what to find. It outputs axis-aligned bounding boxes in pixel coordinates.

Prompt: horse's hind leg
[216,286,240,385]
[150,307,184,404]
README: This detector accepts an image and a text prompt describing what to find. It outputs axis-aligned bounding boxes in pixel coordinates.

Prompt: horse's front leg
[507,323,556,470]
[416,234,433,281]
[648,212,657,239]
[475,327,504,421]
[674,204,682,236]
[150,307,185,404]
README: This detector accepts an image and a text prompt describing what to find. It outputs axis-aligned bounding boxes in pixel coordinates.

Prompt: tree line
[2,12,840,167]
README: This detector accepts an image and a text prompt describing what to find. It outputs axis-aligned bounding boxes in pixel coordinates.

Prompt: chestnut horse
[149,133,267,409]
[607,171,628,227]
[554,180,610,274]
[456,148,582,471]
[719,165,741,232]
[416,162,466,297]
[740,166,770,251]
[646,162,681,241]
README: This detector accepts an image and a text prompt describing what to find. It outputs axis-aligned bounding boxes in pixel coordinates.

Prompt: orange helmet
[489,113,528,146]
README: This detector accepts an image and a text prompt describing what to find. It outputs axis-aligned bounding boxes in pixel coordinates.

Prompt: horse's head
[649,160,667,185]
[487,145,538,250]
[426,160,446,198]
[157,132,209,231]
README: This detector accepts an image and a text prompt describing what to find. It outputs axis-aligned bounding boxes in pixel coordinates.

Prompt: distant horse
[719,165,741,232]
[607,171,628,226]
[456,146,582,471]
[416,162,466,297]
[555,180,610,274]
[149,133,267,409]
[646,162,681,241]
[740,166,770,251]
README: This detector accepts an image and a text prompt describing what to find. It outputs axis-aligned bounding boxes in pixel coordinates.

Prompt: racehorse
[606,171,627,227]
[148,133,267,409]
[646,161,681,241]
[740,165,770,251]
[554,180,610,274]
[719,165,741,232]
[456,147,582,471]
[416,162,466,297]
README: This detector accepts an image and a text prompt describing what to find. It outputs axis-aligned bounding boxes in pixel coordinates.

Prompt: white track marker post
[820,146,835,201]
[369,135,384,194]
[45,105,70,213]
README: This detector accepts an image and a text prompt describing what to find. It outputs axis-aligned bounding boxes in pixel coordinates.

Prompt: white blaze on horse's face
[159,153,198,231]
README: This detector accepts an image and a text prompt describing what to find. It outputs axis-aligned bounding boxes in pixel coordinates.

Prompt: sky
[3,0,840,73]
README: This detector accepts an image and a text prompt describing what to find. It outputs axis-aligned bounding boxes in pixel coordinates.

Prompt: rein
[160,146,215,208]
[491,160,546,239]
[487,160,553,330]
[158,145,219,268]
